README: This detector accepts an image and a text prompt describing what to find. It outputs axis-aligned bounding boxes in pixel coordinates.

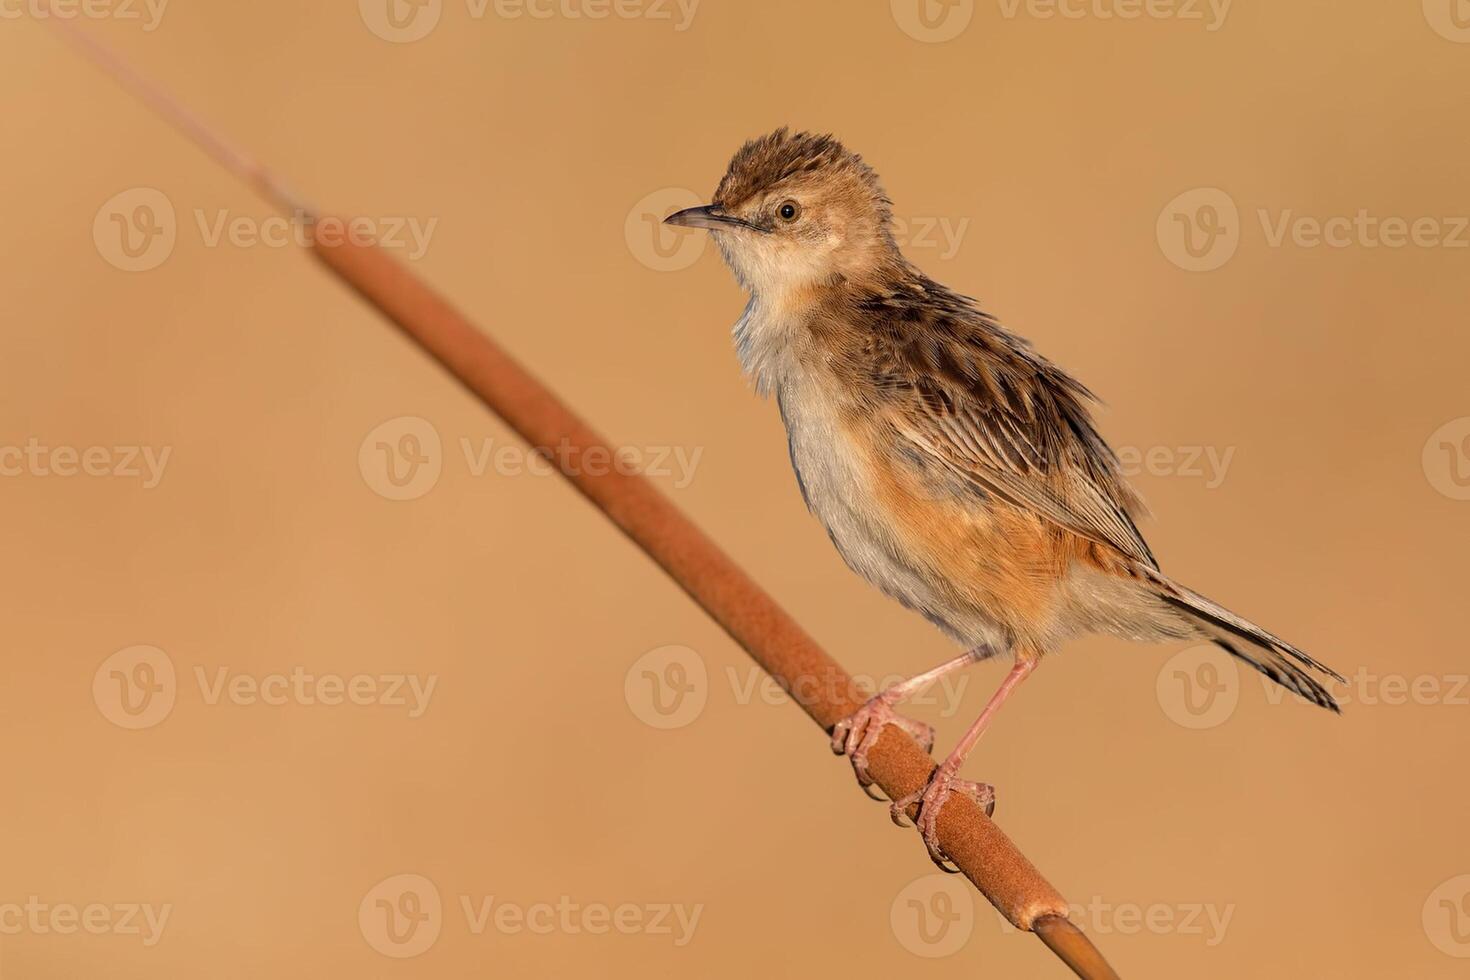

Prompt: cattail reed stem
[310,235,1120,978]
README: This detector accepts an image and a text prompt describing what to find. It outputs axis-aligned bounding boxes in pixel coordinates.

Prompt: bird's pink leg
[830,650,981,795]
[890,653,1039,871]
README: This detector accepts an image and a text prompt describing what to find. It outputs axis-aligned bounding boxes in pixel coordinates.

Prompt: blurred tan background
[2,1,1468,976]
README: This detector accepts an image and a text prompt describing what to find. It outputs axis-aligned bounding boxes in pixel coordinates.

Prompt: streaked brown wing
[863,284,1159,570]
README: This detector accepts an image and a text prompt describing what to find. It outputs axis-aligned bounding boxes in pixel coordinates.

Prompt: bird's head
[665,129,899,298]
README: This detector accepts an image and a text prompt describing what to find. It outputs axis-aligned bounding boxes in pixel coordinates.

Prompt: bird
[664,128,1343,869]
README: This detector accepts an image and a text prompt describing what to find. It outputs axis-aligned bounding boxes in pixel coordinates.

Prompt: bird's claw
[830,695,936,790]
[888,768,997,872]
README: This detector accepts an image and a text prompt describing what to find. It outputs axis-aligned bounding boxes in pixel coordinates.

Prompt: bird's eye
[778,201,800,222]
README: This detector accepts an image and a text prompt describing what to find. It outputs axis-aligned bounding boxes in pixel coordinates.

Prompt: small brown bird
[666,129,1343,869]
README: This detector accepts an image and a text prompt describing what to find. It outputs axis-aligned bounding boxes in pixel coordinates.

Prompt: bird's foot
[889,767,997,872]
[830,695,936,796]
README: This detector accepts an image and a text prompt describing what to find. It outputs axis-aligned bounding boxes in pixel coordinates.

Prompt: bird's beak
[663,204,761,232]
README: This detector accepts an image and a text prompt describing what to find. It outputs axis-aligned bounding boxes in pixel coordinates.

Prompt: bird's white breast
[735,294,1008,650]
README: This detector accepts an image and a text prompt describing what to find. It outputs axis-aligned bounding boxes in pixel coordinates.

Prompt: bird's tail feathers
[1142,569,1344,714]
